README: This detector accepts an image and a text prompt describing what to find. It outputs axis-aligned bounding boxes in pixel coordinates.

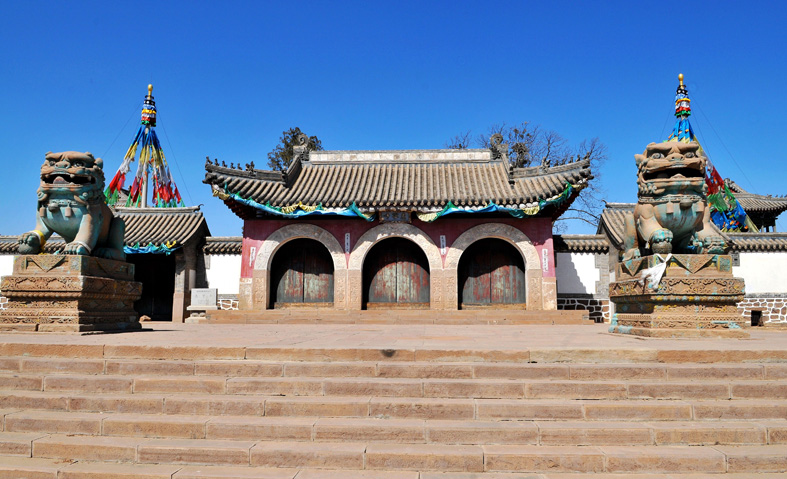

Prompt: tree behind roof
[267,127,323,171]
[447,122,608,231]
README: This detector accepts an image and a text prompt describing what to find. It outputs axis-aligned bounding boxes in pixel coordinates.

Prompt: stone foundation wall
[217,294,239,311]
[557,295,609,323]
[737,294,787,324]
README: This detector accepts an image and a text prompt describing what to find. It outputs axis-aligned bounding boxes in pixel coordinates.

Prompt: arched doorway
[270,239,334,308]
[363,237,430,309]
[458,238,526,309]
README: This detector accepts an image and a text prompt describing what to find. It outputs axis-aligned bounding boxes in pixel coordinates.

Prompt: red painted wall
[240,216,555,278]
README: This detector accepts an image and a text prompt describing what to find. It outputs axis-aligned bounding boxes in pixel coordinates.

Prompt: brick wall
[737,294,787,324]
[557,295,609,323]
[217,294,239,311]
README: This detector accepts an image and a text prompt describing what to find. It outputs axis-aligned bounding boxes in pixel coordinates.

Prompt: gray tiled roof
[115,207,210,247]
[204,149,592,219]
[726,233,787,251]
[726,180,787,214]
[203,236,242,255]
[553,234,610,253]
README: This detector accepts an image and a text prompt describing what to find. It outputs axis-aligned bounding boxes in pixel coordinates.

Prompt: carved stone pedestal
[609,254,748,338]
[0,255,142,332]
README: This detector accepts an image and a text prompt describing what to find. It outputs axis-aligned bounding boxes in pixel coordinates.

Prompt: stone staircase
[1,341,787,477]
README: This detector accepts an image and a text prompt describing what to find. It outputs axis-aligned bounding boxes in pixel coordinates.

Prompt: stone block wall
[737,294,787,324]
[217,294,239,311]
[557,295,609,323]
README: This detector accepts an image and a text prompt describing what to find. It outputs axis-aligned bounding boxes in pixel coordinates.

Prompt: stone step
[5,357,787,381]
[3,410,786,445]
[5,341,787,364]
[5,372,787,401]
[15,434,787,473]
[3,457,787,479]
[4,389,787,420]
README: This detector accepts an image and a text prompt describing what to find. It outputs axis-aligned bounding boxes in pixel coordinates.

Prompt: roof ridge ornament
[489,133,508,161]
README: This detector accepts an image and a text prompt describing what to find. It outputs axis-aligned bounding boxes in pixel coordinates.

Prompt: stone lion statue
[18,151,126,261]
[622,141,726,260]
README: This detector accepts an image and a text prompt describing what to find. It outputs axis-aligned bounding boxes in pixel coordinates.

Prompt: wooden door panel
[272,239,334,306]
[304,252,333,303]
[276,252,304,303]
[459,239,526,307]
[366,238,430,305]
[462,249,491,304]
[368,247,397,303]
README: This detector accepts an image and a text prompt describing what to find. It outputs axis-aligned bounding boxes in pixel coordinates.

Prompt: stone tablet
[191,288,218,307]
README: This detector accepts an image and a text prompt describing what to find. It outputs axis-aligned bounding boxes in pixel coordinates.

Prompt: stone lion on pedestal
[622,141,726,260]
[18,151,126,261]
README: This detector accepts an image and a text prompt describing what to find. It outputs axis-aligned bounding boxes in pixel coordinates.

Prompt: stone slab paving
[0,323,786,358]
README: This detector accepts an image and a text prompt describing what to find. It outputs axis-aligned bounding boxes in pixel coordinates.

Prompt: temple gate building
[203,139,592,312]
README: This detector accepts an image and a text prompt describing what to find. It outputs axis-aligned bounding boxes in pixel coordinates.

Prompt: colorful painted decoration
[665,74,753,232]
[124,241,180,255]
[212,185,375,221]
[416,182,577,222]
[106,85,184,208]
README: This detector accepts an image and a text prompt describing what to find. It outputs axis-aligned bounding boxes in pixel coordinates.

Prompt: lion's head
[634,141,706,197]
[39,151,105,195]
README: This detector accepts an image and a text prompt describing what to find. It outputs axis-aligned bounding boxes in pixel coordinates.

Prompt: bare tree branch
[448,124,608,229]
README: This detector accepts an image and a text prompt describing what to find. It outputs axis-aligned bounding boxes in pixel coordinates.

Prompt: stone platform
[610,254,748,338]
[201,308,593,325]
[0,255,142,332]
[0,323,786,477]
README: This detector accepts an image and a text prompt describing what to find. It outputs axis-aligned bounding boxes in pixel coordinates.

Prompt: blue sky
[2,1,785,236]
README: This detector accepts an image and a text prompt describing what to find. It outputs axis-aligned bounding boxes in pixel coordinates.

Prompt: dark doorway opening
[128,253,176,321]
[363,237,430,309]
[458,238,526,309]
[270,238,334,308]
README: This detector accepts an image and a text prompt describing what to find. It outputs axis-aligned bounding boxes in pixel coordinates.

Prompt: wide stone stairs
[1,343,787,477]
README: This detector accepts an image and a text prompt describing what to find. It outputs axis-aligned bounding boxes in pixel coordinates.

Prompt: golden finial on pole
[147,84,153,97]
[678,73,684,86]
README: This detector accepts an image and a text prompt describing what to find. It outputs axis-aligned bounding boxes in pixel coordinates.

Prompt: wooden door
[271,239,333,307]
[364,238,430,308]
[459,239,525,308]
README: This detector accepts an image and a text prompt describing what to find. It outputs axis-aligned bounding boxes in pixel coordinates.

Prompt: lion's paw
[703,235,727,254]
[18,232,42,255]
[650,229,673,254]
[64,242,91,255]
[622,248,641,261]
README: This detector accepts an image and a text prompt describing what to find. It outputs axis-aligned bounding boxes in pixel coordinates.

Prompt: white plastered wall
[0,255,14,282]
[733,252,787,294]
[205,254,242,295]
[556,252,600,295]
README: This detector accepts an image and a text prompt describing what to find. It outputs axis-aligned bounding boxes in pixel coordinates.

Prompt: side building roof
[726,180,787,216]
[1,207,209,254]
[553,234,610,253]
[204,149,592,221]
